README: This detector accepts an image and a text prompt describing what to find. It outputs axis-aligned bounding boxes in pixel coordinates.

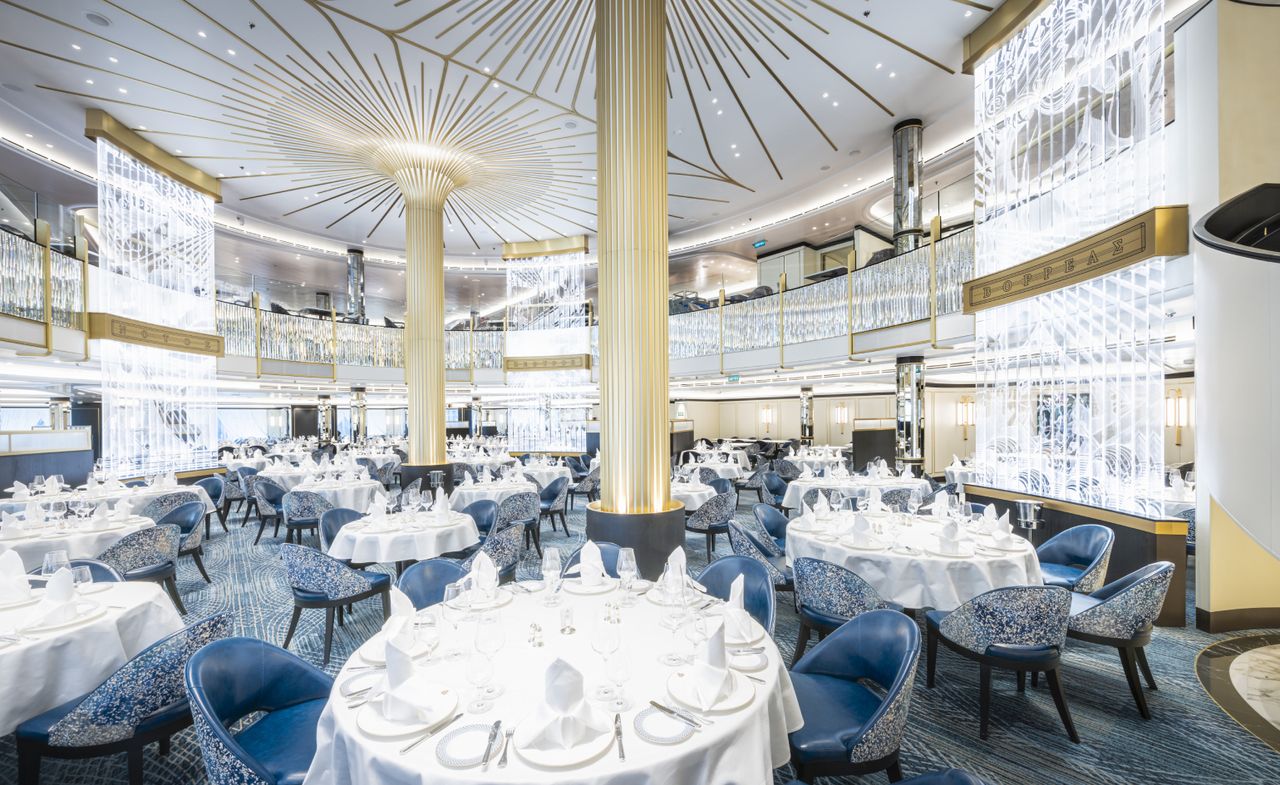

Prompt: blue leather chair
[788,609,920,783]
[1067,561,1174,719]
[926,585,1078,743]
[97,525,185,614]
[496,492,539,558]
[752,503,789,551]
[280,544,391,666]
[27,558,123,583]
[398,558,467,610]
[318,507,362,552]
[462,499,498,535]
[561,541,624,580]
[685,490,737,562]
[235,466,261,525]
[195,475,227,537]
[538,476,571,546]
[158,500,211,583]
[785,770,990,785]
[565,455,588,481]
[708,477,733,496]
[252,478,288,545]
[726,520,793,594]
[281,490,333,546]
[186,637,333,785]
[1036,524,1114,593]
[696,556,776,635]
[762,471,788,508]
[793,557,902,666]
[16,614,231,785]
[456,522,525,585]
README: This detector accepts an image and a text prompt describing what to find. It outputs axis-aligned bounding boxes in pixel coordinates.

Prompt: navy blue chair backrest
[560,541,624,579]
[320,507,363,550]
[462,499,498,534]
[1036,523,1113,567]
[398,559,467,609]
[196,475,223,504]
[752,503,789,540]
[541,476,569,502]
[709,477,733,495]
[695,555,776,634]
[157,500,206,534]
[762,471,788,497]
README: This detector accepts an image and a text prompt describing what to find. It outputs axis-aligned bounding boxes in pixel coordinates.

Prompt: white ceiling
[0,0,989,256]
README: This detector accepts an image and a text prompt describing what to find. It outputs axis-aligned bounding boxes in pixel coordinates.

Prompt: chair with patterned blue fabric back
[281,490,333,546]
[792,557,902,666]
[925,585,1077,743]
[1067,561,1174,720]
[195,475,227,538]
[185,636,333,785]
[496,491,539,558]
[880,488,913,513]
[16,613,231,785]
[251,478,288,546]
[458,522,524,584]
[137,490,200,525]
[788,609,920,783]
[280,543,391,666]
[1036,524,1114,593]
[735,464,769,503]
[761,471,788,509]
[695,556,775,635]
[685,490,737,562]
[726,520,793,597]
[1177,508,1195,554]
[569,466,599,510]
[784,770,992,785]
[695,466,720,486]
[235,466,260,524]
[97,525,185,614]
[157,500,211,584]
[398,558,467,610]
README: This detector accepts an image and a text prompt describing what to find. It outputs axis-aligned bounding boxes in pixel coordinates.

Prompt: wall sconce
[833,402,849,434]
[1165,388,1187,446]
[957,396,975,441]
[760,405,774,435]
[675,401,688,420]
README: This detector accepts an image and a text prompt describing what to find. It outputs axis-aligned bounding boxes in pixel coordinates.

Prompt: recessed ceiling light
[730,144,736,149]
[842,183,848,187]
[175,148,182,153]
[24,133,32,138]
[875,63,882,70]
[117,87,127,93]
[824,222,829,227]
[810,226,817,230]
[85,79,94,85]
[965,10,973,17]
[491,81,499,89]
[565,120,577,129]
[108,56,118,63]
[137,125,146,130]
[217,172,224,176]
[85,12,112,27]
[227,49,236,56]
[889,72,896,78]
[483,66,490,73]
[857,177,862,181]
[832,101,839,107]
[71,44,81,50]
[295,254,300,259]
[234,256,240,263]
[198,30,207,37]
[733,152,740,157]
[45,143,53,148]
[716,109,722,115]
[821,92,829,98]
[711,97,718,104]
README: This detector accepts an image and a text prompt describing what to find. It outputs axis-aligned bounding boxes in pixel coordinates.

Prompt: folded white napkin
[931,492,951,519]
[366,492,388,516]
[110,501,132,521]
[11,481,29,500]
[0,550,31,602]
[899,465,914,479]
[690,620,734,711]
[865,487,887,514]
[461,473,473,486]
[564,540,604,586]
[850,513,874,538]
[983,504,998,521]
[36,567,77,625]
[88,503,111,530]
[813,491,830,517]
[432,486,449,518]
[799,467,814,480]
[936,519,965,556]
[950,454,963,469]
[1171,475,1185,492]
[0,511,27,541]
[376,617,451,723]
[658,546,702,599]
[24,502,45,525]
[467,551,498,598]
[723,575,755,644]
[43,476,62,495]
[516,659,611,752]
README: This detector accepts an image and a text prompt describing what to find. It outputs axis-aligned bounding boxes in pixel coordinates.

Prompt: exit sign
[752,239,767,249]
[727,374,741,382]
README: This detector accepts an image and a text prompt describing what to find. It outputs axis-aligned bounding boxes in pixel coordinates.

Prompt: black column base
[399,462,455,493]
[585,502,686,580]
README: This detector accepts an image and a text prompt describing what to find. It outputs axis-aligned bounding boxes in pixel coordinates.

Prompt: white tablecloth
[521,466,572,487]
[1,485,216,518]
[295,480,386,513]
[258,468,319,491]
[781,477,932,510]
[0,515,154,572]
[944,467,982,486]
[1162,492,1195,518]
[225,457,271,473]
[670,483,716,511]
[346,452,402,470]
[681,449,750,471]
[683,462,743,481]
[450,481,539,510]
[785,512,1043,611]
[0,581,184,735]
[305,584,803,785]
[787,456,844,474]
[327,511,479,563]
[451,455,518,472]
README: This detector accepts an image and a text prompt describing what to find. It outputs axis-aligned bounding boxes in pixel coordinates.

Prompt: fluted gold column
[595,0,671,514]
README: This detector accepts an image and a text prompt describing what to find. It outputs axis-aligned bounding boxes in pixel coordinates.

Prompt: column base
[399,462,455,493]
[585,501,686,580]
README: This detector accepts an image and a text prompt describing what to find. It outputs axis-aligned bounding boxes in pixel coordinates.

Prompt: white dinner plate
[77,583,114,596]
[667,669,755,713]
[645,586,701,607]
[512,723,615,769]
[339,669,383,698]
[359,632,438,665]
[355,686,456,738]
[725,619,765,647]
[561,577,617,595]
[632,706,695,744]
[927,542,977,559]
[838,536,887,551]
[729,650,769,673]
[465,589,514,610]
[982,537,1028,552]
[21,600,107,634]
[0,592,41,611]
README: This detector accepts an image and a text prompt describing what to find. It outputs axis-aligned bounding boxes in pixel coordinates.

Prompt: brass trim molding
[964,484,1187,535]
[87,312,225,357]
[84,110,221,202]
[501,235,589,260]
[962,0,1053,74]
[503,353,592,372]
[963,205,1189,314]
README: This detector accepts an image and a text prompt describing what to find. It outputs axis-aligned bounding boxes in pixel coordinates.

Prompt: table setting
[784,492,1043,611]
[0,501,154,571]
[294,475,386,512]
[781,462,931,510]
[1,473,214,519]
[0,552,184,735]
[450,472,539,510]
[305,544,802,785]
[680,447,750,471]
[668,480,716,511]
[328,490,480,564]
[520,457,573,488]
[1162,472,1195,518]
[679,455,743,481]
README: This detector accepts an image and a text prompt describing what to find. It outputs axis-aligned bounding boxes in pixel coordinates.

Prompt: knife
[614,713,626,761]
[649,700,700,728]
[398,712,463,754]
[480,719,502,770]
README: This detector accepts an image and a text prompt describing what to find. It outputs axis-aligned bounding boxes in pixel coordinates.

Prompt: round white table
[225,457,271,473]
[1,484,216,518]
[0,581,184,735]
[305,583,803,785]
[450,481,539,510]
[327,511,479,564]
[294,479,386,513]
[787,456,844,474]
[258,467,321,491]
[681,449,750,471]
[785,511,1043,611]
[521,466,573,488]
[781,477,931,510]
[346,451,401,470]
[0,515,154,572]
[669,483,716,511]
[944,467,983,486]
[451,455,518,472]
[682,462,742,481]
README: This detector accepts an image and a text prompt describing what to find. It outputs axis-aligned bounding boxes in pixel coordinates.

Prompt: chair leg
[1044,667,1080,743]
[242,499,257,526]
[16,742,39,785]
[127,745,144,785]
[191,548,212,583]
[559,511,570,536]
[705,532,713,562]
[159,736,171,756]
[792,622,812,667]
[1017,670,1026,692]
[322,607,336,667]
[205,515,211,540]
[886,759,904,782]
[978,663,992,740]
[273,518,281,537]
[1118,647,1152,720]
[337,605,344,627]
[1135,646,1158,690]
[216,503,228,531]
[162,577,186,614]
[1031,671,1039,688]
[283,605,303,648]
[254,518,268,546]
[925,627,938,688]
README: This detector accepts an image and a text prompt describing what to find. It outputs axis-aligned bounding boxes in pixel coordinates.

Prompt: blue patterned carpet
[5,499,1280,785]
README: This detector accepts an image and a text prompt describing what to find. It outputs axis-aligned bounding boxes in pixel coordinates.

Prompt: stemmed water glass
[606,652,631,712]
[906,491,921,518]
[41,550,69,577]
[541,548,562,604]
[72,565,93,593]
[473,611,506,701]
[32,475,45,494]
[591,612,621,699]
[440,582,467,661]
[617,548,638,607]
[659,570,690,666]
[465,653,496,714]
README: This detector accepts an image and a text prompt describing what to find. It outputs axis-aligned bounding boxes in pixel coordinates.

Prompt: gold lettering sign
[502,353,592,372]
[87,312,225,357]
[963,205,1188,314]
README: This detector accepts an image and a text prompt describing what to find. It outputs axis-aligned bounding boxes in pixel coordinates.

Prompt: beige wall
[1163,378,1195,468]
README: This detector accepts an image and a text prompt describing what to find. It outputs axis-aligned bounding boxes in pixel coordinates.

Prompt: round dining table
[0,514,154,572]
[669,482,716,511]
[0,581,184,735]
[450,480,539,510]
[327,511,480,564]
[784,510,1043,611]
[305,580,803,785]
[521,465,573,488]
[682,461,742,481]
[780,476,932,510]
[786,455,844,474]
[225,456,271,473]
[294,479,386,513]
[0,483,216,518]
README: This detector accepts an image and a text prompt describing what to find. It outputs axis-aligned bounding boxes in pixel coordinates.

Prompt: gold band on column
[595,0,670,514]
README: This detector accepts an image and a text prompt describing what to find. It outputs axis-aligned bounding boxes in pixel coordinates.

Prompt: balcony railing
[2,227,974,373]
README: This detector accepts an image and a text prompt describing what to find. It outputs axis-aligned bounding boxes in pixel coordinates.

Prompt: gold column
[595,0,670,514]
[402,195,449,467]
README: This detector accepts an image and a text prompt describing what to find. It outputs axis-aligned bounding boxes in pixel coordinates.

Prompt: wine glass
[41,550,69,577]
[465,653,496,713]
[72,565,93,592]
[590,613,621,699]
[541,547,562,604]
[473,612,506,699]
[617,548,638,607]
[606,652,632,712]
[906,491,921,518]
[440,582,467,661]
[659,578,690,666]
[32,475,45,494]
[682,615,710,665]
